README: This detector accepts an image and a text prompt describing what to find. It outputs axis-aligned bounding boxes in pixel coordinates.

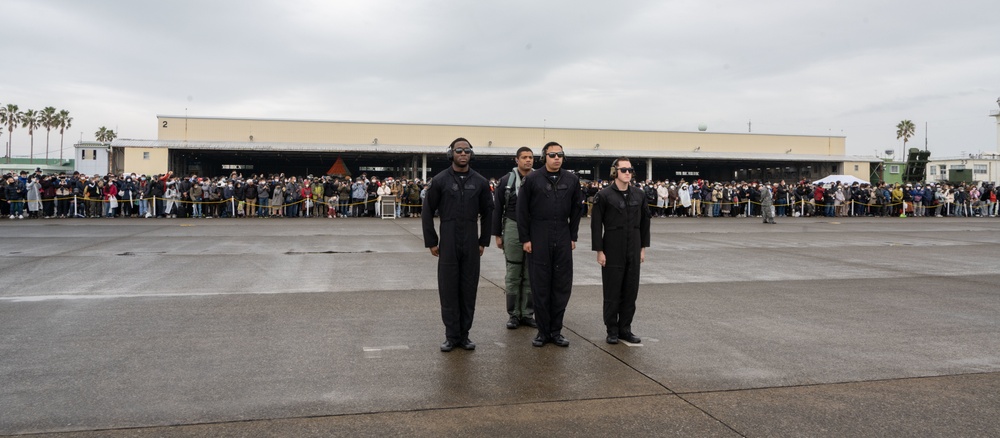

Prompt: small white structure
[74,142,109,176]
[926,154,1000,184]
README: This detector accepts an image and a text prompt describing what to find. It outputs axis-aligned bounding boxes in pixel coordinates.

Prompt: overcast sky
[2,0,999,160]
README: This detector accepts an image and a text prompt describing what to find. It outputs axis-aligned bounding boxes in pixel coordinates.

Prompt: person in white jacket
[679,183,692,217]
[655,182,669,217]
[164,181,179,218]
[376,181,391,217]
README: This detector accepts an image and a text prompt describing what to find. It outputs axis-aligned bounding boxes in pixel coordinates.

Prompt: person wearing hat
[270,179,285,218]
[591,157,651,344]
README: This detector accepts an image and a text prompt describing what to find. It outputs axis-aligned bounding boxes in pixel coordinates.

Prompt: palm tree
[22,109,41,164]
[894,119,917,218]
[895,120,915,157]
[40,106,57,162]
[96,126,118,173]
[1,103,22,164]
[95,126,117,144]
[56,109,72,161]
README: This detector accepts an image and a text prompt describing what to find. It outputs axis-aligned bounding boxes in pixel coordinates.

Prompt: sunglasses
[546,152,565,158]
[616,167,635,174]
[453,147,472,155]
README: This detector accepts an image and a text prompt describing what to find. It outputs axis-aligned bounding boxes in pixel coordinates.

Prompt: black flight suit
[591,184,651,337]
[422,167,494,344]
[516,168,584,339]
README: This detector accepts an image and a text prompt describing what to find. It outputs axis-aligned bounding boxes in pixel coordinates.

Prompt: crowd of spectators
[2,168,997,220]
[1,169,427,220]
[603,179,999,218]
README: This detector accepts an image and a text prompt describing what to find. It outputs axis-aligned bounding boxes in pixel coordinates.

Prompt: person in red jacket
[104,177,119,217]
[301,180,313,217]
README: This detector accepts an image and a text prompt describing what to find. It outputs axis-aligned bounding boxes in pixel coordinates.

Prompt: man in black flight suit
[517,141,584,348]
[422,137,494,352]
[591,157,651,344]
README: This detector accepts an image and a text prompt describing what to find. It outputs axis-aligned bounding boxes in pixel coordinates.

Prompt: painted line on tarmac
[363,345,410,359]
[0,291,285,302]
[362,345,410,352]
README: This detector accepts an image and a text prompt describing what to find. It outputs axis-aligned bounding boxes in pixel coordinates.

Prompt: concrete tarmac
[1,216,999,437]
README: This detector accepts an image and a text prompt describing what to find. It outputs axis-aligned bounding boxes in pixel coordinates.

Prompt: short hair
[449,137,472,149]
[516,146,533,157]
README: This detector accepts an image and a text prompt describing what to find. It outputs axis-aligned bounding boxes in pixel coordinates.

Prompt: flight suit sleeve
[516,175,532,243]
[568,180,584,242]
[479,178,494,247]
[421,179,440,248]
[491,174,507,237]
[640,191,651,248]
[591,192,605,252]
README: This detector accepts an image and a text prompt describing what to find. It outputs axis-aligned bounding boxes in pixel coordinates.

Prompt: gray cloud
[1,0,998,159]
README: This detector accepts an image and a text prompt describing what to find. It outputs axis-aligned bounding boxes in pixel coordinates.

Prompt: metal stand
[381,195,396,219]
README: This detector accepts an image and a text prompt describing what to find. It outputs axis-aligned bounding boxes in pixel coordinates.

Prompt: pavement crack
[566,326,749,437]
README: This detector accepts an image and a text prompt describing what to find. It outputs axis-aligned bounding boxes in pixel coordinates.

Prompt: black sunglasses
[546,152,565,158]
[616,167,635,174]
[453,147,472,155]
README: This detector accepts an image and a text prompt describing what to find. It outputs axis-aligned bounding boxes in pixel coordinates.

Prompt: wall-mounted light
[785,149,792,154]
[373,138,378,145]
[594,143,600,150]
[488,140,493,147]
[249,135,254,141]
[693,146,701,152]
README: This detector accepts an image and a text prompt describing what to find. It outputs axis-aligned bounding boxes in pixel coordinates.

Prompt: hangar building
[110,115,875,183]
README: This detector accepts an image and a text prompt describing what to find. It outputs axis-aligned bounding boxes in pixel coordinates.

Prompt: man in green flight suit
[492,147,538,329]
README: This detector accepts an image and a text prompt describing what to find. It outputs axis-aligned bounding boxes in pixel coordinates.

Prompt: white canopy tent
[813,174,870,186]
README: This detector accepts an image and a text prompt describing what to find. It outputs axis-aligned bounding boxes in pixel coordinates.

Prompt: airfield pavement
[1,216,999,437]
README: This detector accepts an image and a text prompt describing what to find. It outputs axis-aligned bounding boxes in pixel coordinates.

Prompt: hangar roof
[113,139,874,163]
